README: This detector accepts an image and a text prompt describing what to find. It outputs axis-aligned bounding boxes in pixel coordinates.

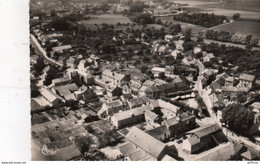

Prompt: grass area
[212,21,260,38]
[79,14,133,25]
[160,16,207,34]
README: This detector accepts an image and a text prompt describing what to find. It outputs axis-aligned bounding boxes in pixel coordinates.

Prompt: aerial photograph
[29,0,260,161]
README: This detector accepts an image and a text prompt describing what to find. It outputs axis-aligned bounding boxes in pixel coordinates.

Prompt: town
[30,0,260,161]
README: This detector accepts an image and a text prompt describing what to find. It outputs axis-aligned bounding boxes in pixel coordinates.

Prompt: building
[225,77,234,87]
[161,113,196,139]
[40,87,63,107]
[165,66,174,76]
[127,96,150,109]
[110,105,151,129]
[151,67,165,77]
[102,69,130,87]
[52,83,78,101]
[124,127,177,161]
[98,100,124,117]
[183,124,228,154]
[51,77,71,87]
[238,73,255,89]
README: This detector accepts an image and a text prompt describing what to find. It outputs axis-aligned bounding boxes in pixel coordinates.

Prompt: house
[39,87,63,107]
[238,73,255,89]
[130,80,142,96]
[225,77,234,87]
[120,93,133,102]
[174,40,184,50]
[107,86,123,98]
[183,124,228,154]
[127,96,150,109]
[52,45,72,53]
[31,55,39,65]
[78,85,99,103]
[193,46,202,54]
[98,100,124,117]
[165,34,174,42]
[203,53,215,62]
[161,113,196,139]
[102,69,130,87]
[143,80,156,87]
[52,83,78,101]
[51,77,71,87]
[151,67,165,77]
[110,105,151,129]
[125,126,177,160]
[165,66,174,76]
[209,93,224,107]
[153,78,167,85]
[171,49,181,59]
[145,110,159,127]
[241,150,259,161]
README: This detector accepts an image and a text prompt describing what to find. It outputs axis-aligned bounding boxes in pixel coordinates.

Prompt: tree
[183,42,194,51]
[233,13,240,20]
[74,135,94,155]
[222,103,254,135]
[155,18,162,24]
[43,67,60,86]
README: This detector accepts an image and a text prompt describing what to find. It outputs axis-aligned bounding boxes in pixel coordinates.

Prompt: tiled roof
[112,105,151,121]
[40,87,61,103]
[143,80,156,87]
[145,110,158,121]
[165,117,179,127]
[239,73,255,82]
[126,126,167,158]
[129,96,150,107]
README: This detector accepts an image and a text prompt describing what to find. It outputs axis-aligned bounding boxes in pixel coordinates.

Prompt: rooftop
[126,126,167,158]
[239,73,255,82]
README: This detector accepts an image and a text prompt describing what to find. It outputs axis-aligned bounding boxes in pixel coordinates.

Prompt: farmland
[212,21,260,38]
[159,16,207,34]
[78,14,133,25]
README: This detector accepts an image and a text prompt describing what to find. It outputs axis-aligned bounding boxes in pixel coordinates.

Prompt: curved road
[30,34,63,67]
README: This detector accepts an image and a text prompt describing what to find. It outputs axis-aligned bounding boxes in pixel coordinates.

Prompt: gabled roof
[189,124,221,138]
[40,87,61,103]
[102,69,113,77]
[241,150,258,160]
[165,117,179,127]
[153,78,166,85]
[151,67,165,72]
[126,126,167,158]
[187,135,200,146]
[114,72,125,81]
[128,149,147,161]
[146,125,168,137]
[52,77,71,85]
[239,73,255,82]
[129,96,150,107]
[119,142,137,156]
[145,110,158,121]
[112,105,151,121]
[53,83,78,92]
[107,100,123,108]
[143,80,156,87]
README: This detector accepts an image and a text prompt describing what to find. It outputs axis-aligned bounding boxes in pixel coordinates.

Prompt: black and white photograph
[1,0,260,162]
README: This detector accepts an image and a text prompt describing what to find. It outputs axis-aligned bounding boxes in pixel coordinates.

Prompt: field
[173,0,260,20]
[160,16,207,34]
[212,21,260,38]
[79,14,133,25]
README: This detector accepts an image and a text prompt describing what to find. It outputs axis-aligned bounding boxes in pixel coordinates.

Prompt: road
[194,59,217,122]
[30,34,63,67]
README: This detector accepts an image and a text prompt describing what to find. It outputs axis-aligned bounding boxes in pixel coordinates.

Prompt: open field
[173,0,260,20]
[212,21,260,38]
[79,14,133,25]
[203,8,260,20]
[160,16,207,34]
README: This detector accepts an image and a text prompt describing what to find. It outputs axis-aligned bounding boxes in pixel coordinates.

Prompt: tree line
[173,13,228,28]
[199,29,259,47]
